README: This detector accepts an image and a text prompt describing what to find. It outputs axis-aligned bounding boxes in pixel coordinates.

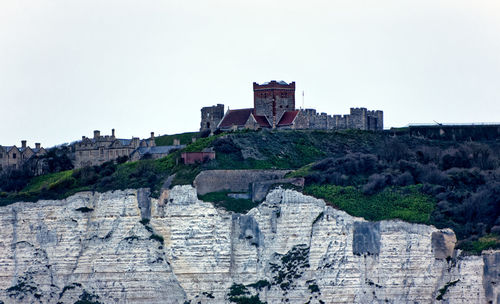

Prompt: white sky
[1,0,499,147]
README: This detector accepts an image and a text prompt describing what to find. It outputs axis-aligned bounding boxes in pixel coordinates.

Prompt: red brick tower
[253,80,296,127]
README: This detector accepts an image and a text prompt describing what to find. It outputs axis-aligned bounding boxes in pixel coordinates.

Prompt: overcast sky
[1,0,499,147]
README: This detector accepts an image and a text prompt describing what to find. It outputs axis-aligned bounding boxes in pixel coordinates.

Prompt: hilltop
[1,129,499,253]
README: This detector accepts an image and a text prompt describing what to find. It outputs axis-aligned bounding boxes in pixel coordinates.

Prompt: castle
[0,141,46,171]
[200,80,383,132]
[74,130,157,168]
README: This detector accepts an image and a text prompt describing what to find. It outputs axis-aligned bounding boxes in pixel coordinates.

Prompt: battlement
[253,80,295,90]
[74,129,154,168]
[201,80,383,132]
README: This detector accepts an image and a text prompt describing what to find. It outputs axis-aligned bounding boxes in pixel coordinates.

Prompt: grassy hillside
[155,132,199,146]
[1,129,499,254]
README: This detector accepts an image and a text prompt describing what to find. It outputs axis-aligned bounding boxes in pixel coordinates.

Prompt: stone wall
[253,81,296,126]
[292,108,382,131]
[200,104,224,133]
[193,170,290,195]
[409,124,500,140]
[251,177,305,202]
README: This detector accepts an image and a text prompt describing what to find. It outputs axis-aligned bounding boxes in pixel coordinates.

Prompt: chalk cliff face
[0,186,498,304]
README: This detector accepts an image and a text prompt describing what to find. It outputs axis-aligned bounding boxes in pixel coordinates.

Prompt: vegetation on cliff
[1,129,499,253]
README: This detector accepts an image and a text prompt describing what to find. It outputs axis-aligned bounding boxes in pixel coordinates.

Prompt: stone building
[130,144,186,161]
[200,104,224,133]
[0,141,46,172]
[200,80,383,132]
[74,129,155,168]
[253,80,296,127]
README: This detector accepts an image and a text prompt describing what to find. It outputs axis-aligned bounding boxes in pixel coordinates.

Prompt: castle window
[0,153,2,158]
[12,153,16,159]
[206,122,210,128]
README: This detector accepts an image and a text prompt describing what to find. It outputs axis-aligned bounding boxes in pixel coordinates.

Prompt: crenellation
[74,129,156,168]
[204,80,384,132]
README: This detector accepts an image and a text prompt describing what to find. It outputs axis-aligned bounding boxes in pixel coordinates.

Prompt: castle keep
[200,80,383,132]
[253,81,296,127]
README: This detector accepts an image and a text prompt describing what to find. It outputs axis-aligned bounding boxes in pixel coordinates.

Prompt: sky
[1,0,499,147]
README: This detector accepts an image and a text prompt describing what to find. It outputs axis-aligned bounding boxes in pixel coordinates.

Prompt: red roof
[277,111,299,126]
[253,115,271,128]
[218,109,253,128]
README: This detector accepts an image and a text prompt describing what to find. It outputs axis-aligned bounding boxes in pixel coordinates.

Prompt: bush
[362,174,389,195]
[305,184,435,223]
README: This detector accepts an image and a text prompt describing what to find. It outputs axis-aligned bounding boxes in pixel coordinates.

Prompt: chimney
[35,143,41,149]
[112,129,115,137]
[173,138,180,146]
[21,140,27,148]
[150,132,155,139]
[94,130,100,139]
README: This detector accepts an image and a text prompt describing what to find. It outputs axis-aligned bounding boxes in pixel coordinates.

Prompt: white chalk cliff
[0,186,498,303]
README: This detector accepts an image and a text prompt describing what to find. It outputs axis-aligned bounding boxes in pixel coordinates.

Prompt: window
[12,153,16,159]
[0,153,3,158]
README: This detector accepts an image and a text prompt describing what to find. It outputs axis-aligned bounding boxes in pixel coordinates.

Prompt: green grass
[183,135,219,152]
[285,163,314,178]
[457,234,500,255]
[23,170,74,193]
[198,191,259,213]
[155,132,199,146]
[304,184,435,224]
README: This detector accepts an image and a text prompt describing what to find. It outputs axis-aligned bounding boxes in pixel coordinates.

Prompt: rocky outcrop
[0,186,498,303]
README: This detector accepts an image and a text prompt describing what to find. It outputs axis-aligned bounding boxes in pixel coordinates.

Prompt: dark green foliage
[198,191,259,213]
[457,234,500,255]
[155,132,200,146]
[149,233,164,244]
[1,129,498,254]
[270,244,310,291]
[74,290,101,304]
[247,280,271,290]
[436,280,460,300]
[227,284,266,304]
[202,291,215,298]
[308,284,320,293]
[305,185,435,223]
[229,295,266,304]
[228,284,248,297]
[75,207,93,213]
[6,280,37,298]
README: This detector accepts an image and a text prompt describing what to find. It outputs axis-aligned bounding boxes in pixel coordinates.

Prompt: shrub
[362,173,389,195]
